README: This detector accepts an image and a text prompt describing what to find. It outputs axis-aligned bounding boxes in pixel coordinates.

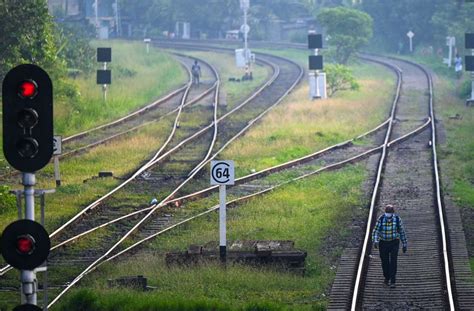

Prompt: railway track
[1,42,471,310]
[38,48,416,305]
[49,52,471,310]
[42,45,302,308]
[328,56,474,310]
[0,45,303,308]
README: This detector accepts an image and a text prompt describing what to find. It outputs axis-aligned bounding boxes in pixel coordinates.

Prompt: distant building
[47,0,123,38]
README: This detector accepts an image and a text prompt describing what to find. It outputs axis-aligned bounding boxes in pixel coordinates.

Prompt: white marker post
[407,30,415,53]
[53,136,62,186]
[144,38,151,54]
[210,160,235,263]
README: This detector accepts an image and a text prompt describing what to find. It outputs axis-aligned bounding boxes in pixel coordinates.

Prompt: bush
[459,79,472,99]
[0,185,17,215]
[324,64,360,97]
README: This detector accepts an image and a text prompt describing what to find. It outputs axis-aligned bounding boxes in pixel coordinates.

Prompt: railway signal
[2,64,54,173]
[2,64,53,308]
[0,220,51,270]
[307,32,327,99]
[97,47,112,101]
[465,33,474,105]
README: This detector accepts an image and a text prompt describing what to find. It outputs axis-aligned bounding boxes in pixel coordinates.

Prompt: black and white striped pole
[97,48,112,101]
[465,33,474,106]
[308,32,324,100]
[210,160,235,263]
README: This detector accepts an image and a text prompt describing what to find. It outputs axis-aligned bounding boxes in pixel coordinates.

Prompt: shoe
[383,279,389,286]
[390,282,396,288]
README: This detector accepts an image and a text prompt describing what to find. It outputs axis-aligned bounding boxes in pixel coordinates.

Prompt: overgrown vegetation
[57,166,367,311]
[360,0,474,53]
[325,64,360,96]
[318,7,373,64]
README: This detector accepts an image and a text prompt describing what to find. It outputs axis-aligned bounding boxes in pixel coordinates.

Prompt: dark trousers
[379,239,400,283]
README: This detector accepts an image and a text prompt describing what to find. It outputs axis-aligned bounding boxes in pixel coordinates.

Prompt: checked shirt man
[372,204,408,288]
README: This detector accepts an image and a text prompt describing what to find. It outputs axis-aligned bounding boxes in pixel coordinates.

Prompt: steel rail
[350,57,403,311]
[0,48,392,277]
[0,52,273,277]
[350,56,455,310]
[47,49,296,308]
[409,58,455,310]
[60,80,218,159]
[0,113,429,281]
[87,121,433,275]
[62,62,191,144]
[47,56,223,309]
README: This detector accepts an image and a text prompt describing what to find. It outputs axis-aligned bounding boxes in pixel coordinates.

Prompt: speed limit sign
[210,160,235,185]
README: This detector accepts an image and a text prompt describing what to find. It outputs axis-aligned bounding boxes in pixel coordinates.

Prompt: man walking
[372,204,407,288]
[191,60,201,86]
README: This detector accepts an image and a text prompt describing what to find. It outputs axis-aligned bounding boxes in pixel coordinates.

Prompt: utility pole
[240,0,250,69]
[95,0,99,37]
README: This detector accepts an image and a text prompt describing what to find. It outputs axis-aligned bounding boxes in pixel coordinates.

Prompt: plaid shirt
[372,214,407,246]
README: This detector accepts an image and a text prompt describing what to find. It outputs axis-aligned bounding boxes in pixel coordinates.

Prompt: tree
[318,7,373,64]
[325,64,359,97]
[0,0,63,82]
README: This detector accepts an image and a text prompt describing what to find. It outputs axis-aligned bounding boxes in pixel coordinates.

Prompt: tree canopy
[0,0,62,81]
[360,0,474,52]
[318,7,373,64]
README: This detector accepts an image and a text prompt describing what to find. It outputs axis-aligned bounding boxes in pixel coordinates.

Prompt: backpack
[380,214,400,231]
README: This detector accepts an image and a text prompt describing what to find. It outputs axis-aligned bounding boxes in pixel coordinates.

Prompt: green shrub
[459,80,471,99]
[325,64,360,97]
[0,185,16,215]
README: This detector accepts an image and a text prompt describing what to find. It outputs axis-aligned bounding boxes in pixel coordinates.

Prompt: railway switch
[2,64,53,173]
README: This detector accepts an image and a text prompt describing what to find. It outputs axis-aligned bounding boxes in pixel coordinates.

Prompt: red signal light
[16,235,35,255]
[18,80,38,99]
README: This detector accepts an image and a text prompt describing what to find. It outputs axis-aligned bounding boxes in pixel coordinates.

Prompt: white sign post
[407,31,415,53]
[144,38,151,54]
[53,136,62,187]
[210,160,235,262]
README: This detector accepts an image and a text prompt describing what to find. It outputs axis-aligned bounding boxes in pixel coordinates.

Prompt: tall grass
[222,61,394,174]
[57,166,367,311]
[55,40,186,135]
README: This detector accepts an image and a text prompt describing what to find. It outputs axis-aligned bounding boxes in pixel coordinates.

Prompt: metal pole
[95,0,99,36]
[146,43,150,54]
[54,157,61,187]
[219,185,227,263]
[114,0,119,37]
[22,173,37,305]
[244,9,248,65]
[40,193,45,226]
[315,48,320,98]
[103,62,107,101]
[448,38,453,68]
[471,49,474,101]
[409,37,413,53]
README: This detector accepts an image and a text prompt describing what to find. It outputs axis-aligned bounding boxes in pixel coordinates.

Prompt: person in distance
[372,204,408,288]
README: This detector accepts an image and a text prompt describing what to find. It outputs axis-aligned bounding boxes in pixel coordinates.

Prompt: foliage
[56,22,95,73]
[318,7,373,64]
[58,288,286,311]
[360,0,474,52]
[325,63,360,96]
[0,0,64,82]
[0,186,16,215]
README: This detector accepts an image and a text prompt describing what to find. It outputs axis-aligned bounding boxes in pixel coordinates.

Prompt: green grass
[184,51,271,111]
[221,58,394,175]
[56,165,367,311]
[56,40,187,135]
[0,40,187,174]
